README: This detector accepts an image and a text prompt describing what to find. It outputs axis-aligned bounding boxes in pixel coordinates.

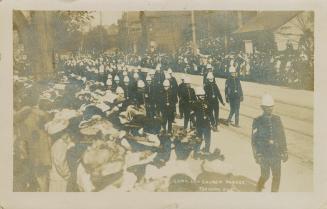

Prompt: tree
[84,25,111,54]
[13,11,93,80]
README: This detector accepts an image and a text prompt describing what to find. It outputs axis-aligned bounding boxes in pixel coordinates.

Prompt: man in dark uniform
[225,66,243,127]
[129,72,140,102]
[205,72,225,131]
[154,65,165,87]
[122,76,132,102]
[177,75,186,119]
[137,65,146,82]
[154,65,165,116]
[179,77,196,130]
[203,64,215,85]
[145,75,157,119]
[134,80,146,107]
[160,80,175,134]
[166,68,178,122]
[192,87,212,158]
[251,94,288,192]
[112,75,121,92]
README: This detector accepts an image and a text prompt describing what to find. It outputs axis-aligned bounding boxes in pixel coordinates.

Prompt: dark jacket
[225,76,243,99]
[169,77,179,103]
[154,71,165,86]
[204,82,224,104]
[179,86,196,106]
[251,114,287,159]
[160,89,176,110]
[192,99,211,128]
[145,83,157,105]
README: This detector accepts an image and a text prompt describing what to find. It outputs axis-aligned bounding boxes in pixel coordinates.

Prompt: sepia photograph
[12,10,314,192]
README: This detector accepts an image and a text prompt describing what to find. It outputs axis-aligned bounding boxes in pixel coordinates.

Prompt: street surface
[144,68,313,192]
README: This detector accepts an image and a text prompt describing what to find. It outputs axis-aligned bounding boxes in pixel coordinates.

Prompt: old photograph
[13,10,314,192]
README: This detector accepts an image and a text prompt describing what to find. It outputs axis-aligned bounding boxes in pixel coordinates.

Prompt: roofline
[232,11,302,34]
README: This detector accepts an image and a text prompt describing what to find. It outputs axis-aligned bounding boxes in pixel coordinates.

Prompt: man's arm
[251,118,263,163]
[225,79,229,102]
[238,79,244,98]
[277,116,287,153]
[216,85,225,105]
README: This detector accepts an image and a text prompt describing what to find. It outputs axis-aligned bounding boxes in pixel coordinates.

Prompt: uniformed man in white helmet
[148,70,155,80]
[145,75,156,119]
[166,68,178,121]
[154,64,165,86]
[193,87,212,159]
[179,76,196,130]
[251,94,288,192]
[122,76,132,100]
[204,72,225,131]
[225,65,243,127]
[106,79,113,91]
[160,79,175,134]
[136,65,145,81]
[203,63,214,85]
[135,80,146,107]
[178,75,187,119]
[112,75,121,92]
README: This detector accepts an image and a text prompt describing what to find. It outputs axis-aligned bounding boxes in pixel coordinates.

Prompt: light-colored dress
[49,138,72,192]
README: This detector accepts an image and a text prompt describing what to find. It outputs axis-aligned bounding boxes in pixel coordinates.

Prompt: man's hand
[281,152,288,162]
[240,96,244,102]
[255,154,263,164]
[226,98,229,103]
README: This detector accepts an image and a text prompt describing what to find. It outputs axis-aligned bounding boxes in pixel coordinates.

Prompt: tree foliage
[51,11,94,52]
[84,25,111,53]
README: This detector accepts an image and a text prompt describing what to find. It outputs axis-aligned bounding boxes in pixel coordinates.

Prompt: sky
[90,11,123,27]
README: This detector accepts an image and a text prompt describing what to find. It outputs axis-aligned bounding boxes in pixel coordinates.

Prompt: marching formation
[13,53,288,192]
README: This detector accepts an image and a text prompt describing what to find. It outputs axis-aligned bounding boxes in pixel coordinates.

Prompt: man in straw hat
[46,117,75,192]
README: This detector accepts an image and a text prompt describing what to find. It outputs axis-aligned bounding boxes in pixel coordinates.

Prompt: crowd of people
[14,52,243,192]
[14,48,290,192]
[119,37,313,90]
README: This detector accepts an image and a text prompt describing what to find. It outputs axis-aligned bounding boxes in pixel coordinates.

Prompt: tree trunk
[14,11,55,81]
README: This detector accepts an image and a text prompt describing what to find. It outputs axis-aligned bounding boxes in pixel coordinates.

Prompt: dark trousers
[227,97,241,125]
[179,102,185,118]
[146,104,156,119]
[155,102,161,116]
[161,107,174,133]
[183,106,191,129]
[257,159,281,192]
[194,126,211,153]
[208,101,219,127]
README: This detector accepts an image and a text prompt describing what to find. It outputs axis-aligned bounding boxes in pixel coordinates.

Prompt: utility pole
[100,11,103,26]
[224,11,228,53]
[98,11,104,53]
[191,11,197,56]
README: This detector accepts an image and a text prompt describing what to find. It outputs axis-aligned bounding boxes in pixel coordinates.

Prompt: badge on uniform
[166,103,170,106]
